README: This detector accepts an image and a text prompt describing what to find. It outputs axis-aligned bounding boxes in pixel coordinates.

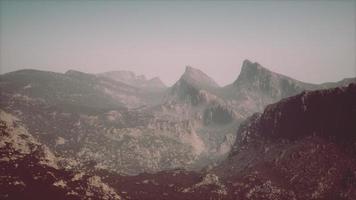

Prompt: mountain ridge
[98,70,167,90]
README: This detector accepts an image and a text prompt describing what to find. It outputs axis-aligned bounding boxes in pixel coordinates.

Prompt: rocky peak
[148,77,166,88]
[233,59,272,86]
[179,65,219,90]
[228,60,317,109]
[241,59,262,70]
[169,66,220,105]
[184,65,198,74]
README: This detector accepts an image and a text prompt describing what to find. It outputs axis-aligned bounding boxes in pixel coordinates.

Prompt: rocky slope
[0,69,216,175]
[0,110,122,200]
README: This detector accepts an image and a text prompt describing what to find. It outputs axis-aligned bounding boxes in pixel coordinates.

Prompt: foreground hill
[213,83,356,199]
[0,110,122,200]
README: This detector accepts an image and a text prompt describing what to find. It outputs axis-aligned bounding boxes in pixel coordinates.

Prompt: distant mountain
[220,60,318,116]
[0,69,123,111]
[232,59,317,91]
[0,69,164,109]
[98,70,166,90]
[178,66,219,89]
[320,77,356,89]
[169,66,220,105]
[158,66,237,161]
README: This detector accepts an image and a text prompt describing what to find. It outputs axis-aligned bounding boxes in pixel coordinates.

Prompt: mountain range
[1,60,355,199]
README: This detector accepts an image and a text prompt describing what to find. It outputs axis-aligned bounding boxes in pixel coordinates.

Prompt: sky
[0,0,355,86]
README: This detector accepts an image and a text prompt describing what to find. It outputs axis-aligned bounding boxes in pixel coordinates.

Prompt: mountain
[98,70,166,90]
[156,66,238,163]
[221,60,318,117]
[177,66,219,89]
[148,77,167,89]
[233,59,317,91]
[0,69,123,111]
[169,66,220,105]
[0,69,164,110]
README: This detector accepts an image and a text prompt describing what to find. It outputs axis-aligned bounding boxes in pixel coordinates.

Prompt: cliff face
[219,83,356,200]
[233,83,356,148]
[260,84,356,141]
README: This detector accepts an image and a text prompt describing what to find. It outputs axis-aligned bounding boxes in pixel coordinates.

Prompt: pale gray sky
[0,0,355,86]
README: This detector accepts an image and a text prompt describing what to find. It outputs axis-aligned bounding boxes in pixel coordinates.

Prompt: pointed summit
[240,59,270,78]
[241,59,261,71]
[179,65,219,90]
[169,66,219,105]
[147,77,166,89]
[242,59,253,67]
[185,65,195,72]
[233,60,273,86]
[225,59,317,113]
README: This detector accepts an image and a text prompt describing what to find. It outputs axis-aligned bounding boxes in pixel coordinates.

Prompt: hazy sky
[0,0,355,86]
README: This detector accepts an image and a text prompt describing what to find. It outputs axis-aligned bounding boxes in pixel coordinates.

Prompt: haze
[0,0,355,86]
